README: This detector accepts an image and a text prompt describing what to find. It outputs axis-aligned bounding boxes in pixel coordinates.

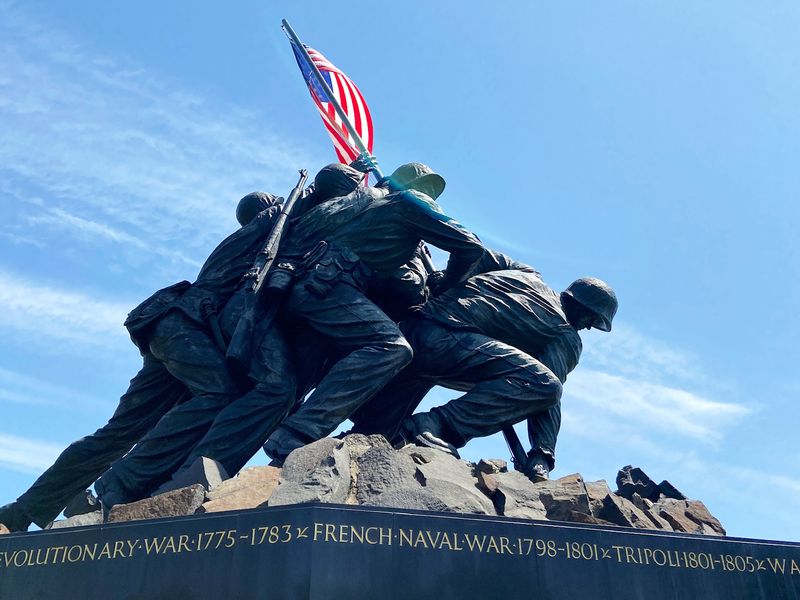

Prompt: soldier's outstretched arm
[399,191,484,292]
[471,249,540,277]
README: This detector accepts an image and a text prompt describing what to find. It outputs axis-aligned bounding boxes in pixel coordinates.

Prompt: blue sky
[1,1,798,540]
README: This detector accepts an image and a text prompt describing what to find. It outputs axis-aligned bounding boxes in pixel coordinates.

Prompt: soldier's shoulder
[388,189,449,219]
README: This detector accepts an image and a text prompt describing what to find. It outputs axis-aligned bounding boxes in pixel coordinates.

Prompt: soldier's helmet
[236,191,281,227]
[387,163,446,200]
[563,277,618,332]
[313,163,363,203]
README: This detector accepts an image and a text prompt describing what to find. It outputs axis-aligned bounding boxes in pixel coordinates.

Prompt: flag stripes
[290,42,374,165]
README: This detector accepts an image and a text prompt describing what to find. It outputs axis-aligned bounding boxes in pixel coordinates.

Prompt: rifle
[503,425,528,473]
[226,169,309,378]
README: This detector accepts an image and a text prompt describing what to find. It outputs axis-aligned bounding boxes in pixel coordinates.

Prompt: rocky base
[14,435,724,536]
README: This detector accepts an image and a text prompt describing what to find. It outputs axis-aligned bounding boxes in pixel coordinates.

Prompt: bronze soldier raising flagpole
[281,19,384,180]
[282,18,533,469]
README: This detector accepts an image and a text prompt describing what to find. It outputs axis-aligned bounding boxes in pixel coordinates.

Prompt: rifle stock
[226,169,308,377]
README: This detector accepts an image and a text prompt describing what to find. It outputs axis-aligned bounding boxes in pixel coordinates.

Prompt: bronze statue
[262,163,485,464]
[351,251,618,482]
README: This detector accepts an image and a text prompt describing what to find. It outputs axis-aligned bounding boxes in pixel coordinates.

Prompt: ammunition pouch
[302,244,371,298]
[124,280,192,352]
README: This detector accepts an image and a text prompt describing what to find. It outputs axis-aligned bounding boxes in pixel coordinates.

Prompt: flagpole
[281,19,384,180]
[281,19,437,278]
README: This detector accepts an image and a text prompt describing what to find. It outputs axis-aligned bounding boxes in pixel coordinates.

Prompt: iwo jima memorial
[1,19,798,600]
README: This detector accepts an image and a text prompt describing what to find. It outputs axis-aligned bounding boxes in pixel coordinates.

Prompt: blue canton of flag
[288,40,374,165]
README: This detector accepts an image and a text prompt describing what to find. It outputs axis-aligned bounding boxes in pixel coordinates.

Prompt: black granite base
[1,504,798,599]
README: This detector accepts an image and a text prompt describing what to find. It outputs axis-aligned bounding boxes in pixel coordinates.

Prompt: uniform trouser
[170,321,296,478]
[264,280,413,460]
[15,355,188,527]
[352,320,562,457]
[98,311,245,499]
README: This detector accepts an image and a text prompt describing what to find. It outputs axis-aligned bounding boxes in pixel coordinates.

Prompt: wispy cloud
[562,323,749,444]
[565,368,748,442]
[0,269,129,346]
[0,432,63,474]
[0,367,105,410]
[0,2,321,279]
[581,323,709,387]
[25,205,202,269]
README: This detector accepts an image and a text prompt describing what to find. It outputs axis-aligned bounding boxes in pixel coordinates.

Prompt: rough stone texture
[0,524,9,535]
[584,479,613,518]
[659,479,688,501]
[108,485,206,524]
[654,498,726,536]
[152,457,229,496]
[535,473,592,522]
[200,466,281,513]
[354,442,417,505]
[600,492,661,530]
[685,500,726,535]
[492,471,548,520]
[48,512,103,529]
[476,471,499,497]
[401,446,494,515]
[63,490,100,519]
[476,459,507,474]
[368,488,450,512]
[268,438,351,507]
[568,511,615,526]
[616,465,660,502]
[2,435,722,536]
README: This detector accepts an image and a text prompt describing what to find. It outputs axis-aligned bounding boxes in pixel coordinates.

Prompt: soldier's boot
[400,412,460,459]
[0,501,32,533]
[522,450,552,483]
[94,473,135,521]
[263,427,306,465]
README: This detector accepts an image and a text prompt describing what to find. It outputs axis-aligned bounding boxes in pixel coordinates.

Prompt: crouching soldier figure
[351,262,617,483]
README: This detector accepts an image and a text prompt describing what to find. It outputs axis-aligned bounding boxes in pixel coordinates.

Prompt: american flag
[289,41,374,165]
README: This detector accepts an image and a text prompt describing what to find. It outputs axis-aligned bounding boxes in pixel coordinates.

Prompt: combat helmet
[563,277,618,332]
[386,163,446,200]
[236,191,281,227]
[313,163,363,203]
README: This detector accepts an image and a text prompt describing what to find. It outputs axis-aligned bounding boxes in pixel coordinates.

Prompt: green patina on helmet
[236,191,281,227]
[387,163,446,200]
[563,277,618,332]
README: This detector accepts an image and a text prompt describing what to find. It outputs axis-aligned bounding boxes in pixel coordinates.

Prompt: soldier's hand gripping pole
[282,19,384,181]
[226,169,309,378]
[282,18,437,276]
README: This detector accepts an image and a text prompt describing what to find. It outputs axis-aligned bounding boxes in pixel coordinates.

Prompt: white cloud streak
[565,368,748,442]
[0,366,104,410]
[0,2,321,274]
[0,269,129,346]
[0,432,63,474]
[561,323,749,444]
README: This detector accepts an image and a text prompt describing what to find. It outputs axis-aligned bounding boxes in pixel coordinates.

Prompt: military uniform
[263,182,484,461]
[94,199,301,503]
[2,271,218,529]
[351,257,581,468]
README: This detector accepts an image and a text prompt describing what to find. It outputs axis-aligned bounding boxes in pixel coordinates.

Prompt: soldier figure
[351,255,617,482]
[263,162,485,463]
[92,166,367,510]
[0,191,285,532]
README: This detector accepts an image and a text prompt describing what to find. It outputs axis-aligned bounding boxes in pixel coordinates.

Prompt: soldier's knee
[514,369,562,409]
[387,336,414,369]
[540,374,562,409]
